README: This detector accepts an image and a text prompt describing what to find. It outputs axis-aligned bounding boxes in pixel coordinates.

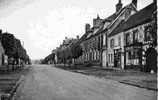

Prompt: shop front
[124,44,143,70]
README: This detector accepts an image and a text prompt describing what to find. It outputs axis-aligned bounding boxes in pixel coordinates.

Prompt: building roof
[106,13,118,21]
[99,3,137,35]
[123,2,156,31]
[93,6,127,37]
[79,31,91,42]
[105,5,130,21]
[109,2,156,37]
[79,1,137,41]
[83,4,133,40]
[108,20,125,37]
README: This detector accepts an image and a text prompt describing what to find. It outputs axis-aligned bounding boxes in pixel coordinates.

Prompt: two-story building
[106,1,157,71]
[74,0,157,71]
[80,15,104,66]
[123,2,157,72]
[102,0,137,67]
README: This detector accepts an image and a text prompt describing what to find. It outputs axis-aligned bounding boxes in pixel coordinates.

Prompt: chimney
[85,23,91,33]
[132,0,137,8]
[65,37,68,40]
[116,0,123,12]
[0,30,2,40]
[93,14,103,28]
[97,14,100,19]
[76,35,79,39]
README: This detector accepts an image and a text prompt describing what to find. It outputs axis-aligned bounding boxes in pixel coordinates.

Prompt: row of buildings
[52,0,157,72]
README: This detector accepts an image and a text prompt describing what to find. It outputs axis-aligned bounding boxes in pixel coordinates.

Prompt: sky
[0,0,153,59]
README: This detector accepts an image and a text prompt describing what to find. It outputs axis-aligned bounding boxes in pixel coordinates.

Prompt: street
[14,65,157,100]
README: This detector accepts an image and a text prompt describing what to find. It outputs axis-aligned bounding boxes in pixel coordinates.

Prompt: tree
[71,43,83,59]
[62,47,72,64]
[1,33,16,58]
[0,29,2,40]
[14,39,21,59]
[56,49,63,63]
[0,30,30,66]
[13,38,29,64]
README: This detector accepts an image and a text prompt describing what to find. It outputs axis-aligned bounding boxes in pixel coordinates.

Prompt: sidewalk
[0,65,30,99]
[55,64,157,91]
[0,65,25,73]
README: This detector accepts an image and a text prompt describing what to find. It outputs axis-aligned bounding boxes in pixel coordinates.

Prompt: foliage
[55,47,71,64]
[1,32,16,58]
[0,30,30,64]
[14,39,22,59]
[71,43,83,59]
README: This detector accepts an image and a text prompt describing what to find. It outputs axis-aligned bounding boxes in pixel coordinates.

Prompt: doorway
[145,47,157,72]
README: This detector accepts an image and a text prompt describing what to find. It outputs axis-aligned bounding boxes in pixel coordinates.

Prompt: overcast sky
[0,0,153,59]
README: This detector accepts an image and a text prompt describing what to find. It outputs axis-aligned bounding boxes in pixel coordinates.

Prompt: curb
[119,81,158,91]
[0,75,24,100]
[62,68,158,92]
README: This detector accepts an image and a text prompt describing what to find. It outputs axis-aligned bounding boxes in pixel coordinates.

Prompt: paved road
[14,65,157,100]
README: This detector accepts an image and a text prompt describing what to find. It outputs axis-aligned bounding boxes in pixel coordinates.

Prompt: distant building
[53,36,80,64]
[61,36,79,48]
[77,15,104,65]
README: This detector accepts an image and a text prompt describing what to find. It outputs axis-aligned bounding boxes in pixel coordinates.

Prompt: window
[111,54,113,63]
[94,51,96,60]
[134,50,139,58]
[110,39,114,48]
[125,32,133,45]
[133,29,139,43]
[128,51,132,59]
[128,49,139,59]
[109,54,110,63]
[103,34,106,45]
[110,54,112,63]
[118,36,121,46]
[101,35,103,47]
[98,36,101,50]
[144,24,153,42]
[96,51,97,60]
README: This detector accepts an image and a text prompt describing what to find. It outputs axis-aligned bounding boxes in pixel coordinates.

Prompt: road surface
[14,65,157,100]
